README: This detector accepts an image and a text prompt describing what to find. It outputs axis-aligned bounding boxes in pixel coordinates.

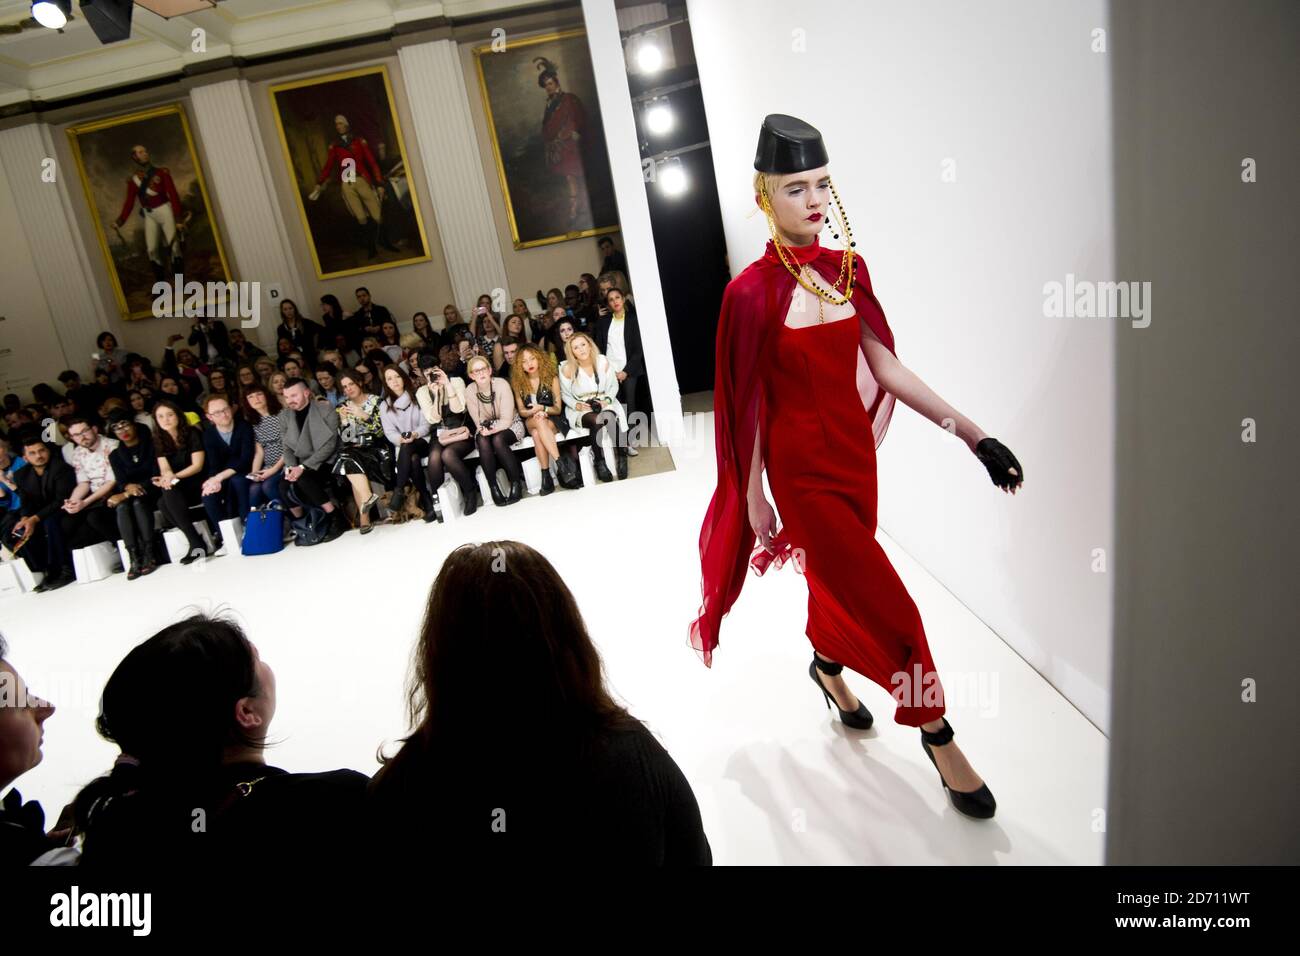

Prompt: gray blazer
[277,399,340,471]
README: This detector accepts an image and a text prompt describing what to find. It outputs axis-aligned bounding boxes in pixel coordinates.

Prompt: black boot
[488,476,508,507]
[420,490,438,523]
[593,449,614,483]
[320,508,348,543]
[387,488,406,514]
[461,480,479,516]
[540,467,555,495]
[139,541,159,575]
[377,218,399,252]
[126,546,143,581]
[615,444,629,480]
[506,478,523,504]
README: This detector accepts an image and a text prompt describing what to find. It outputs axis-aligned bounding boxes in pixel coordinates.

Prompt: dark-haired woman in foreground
[369,540,711,864]
[72,614,368,866]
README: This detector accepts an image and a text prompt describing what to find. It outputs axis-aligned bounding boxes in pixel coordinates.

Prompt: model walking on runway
[690,115,1024,819]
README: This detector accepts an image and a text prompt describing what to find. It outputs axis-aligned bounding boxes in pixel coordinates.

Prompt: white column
[189,79,308,348]
[397,39,509,309]
[0,123,111,364]
[580,0,684,447]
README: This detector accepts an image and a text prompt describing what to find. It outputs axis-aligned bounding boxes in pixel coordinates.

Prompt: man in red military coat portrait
[307,113,399,258]
[111,144,187,283]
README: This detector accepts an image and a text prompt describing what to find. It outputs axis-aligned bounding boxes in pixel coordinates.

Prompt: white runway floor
[2,412,1106,865]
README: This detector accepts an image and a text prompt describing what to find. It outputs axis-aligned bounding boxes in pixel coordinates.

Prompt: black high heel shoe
[920,717,996,819]
[809,657,873,730]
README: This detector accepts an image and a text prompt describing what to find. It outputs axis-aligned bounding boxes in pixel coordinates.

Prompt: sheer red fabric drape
[688,235,898,665]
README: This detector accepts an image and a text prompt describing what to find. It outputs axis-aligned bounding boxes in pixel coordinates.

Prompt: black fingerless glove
[975,437,1023,490]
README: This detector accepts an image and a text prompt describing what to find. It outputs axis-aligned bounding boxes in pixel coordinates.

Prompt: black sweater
[14,457,76,521]
[367,719,712,865]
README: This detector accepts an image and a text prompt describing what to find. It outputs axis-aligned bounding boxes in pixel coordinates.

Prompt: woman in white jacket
[379,364,434,520]
[559,332,628,482]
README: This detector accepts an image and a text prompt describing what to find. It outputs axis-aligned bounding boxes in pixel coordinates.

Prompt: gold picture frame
[67,103,232,321]
[269,65,432,280]
[473,28,620,249]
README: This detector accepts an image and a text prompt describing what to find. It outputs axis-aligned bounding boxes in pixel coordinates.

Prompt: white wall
[687,0,1115,729]
[0,155,67,395]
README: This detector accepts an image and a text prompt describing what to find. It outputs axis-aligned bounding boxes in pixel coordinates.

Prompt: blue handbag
[241,507,285,556]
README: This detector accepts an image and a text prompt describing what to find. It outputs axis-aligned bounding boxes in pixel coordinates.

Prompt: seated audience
[411,311,440,351]
[511,344,573,495]
[242,386,285,510]
[378,320,404,363]
[227,327,266,362]
[200,395,255,532]
[278,378,347,543]
[93,331,130,385]
[230,362,258,400]
[496,336,523,381]
[126,388,154,426]
[332,370,387,534]
[353,287,392,341]
[152,399,217,564]
[314,362,343,407]
[465,355,524,506]
[379,364,434,521]
[414,354,479,516]
[368,541,711,864]
[320,294,354,351]
[275,299,322,363]
[560,333,629,482]
[598,234,629,278]
[63,417,121,551]
[0,435,24,542]
[105,412,161,579]
[188,315,231,365]
[11,437,77,591]
[593,287,647,455]
[253,356,277,384]
[437,343,467,382]
[71,614,369,866]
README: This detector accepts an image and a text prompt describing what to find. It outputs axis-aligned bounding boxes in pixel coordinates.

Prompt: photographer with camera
[414,354,480,517]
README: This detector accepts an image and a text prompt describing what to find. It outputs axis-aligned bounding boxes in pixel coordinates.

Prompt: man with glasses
[61,417,120,554]
[200,395,255,546]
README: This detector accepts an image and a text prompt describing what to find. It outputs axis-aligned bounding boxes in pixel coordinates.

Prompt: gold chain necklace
[761,182,856,306]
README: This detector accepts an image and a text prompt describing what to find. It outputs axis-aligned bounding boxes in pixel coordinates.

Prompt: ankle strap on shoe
[812,656,844,676]
[920,718,954,746]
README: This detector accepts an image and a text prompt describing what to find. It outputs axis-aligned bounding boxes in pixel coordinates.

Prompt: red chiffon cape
[688,235,898,665]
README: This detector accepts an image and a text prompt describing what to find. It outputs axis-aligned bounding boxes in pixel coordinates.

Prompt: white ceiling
[0,0,552,108]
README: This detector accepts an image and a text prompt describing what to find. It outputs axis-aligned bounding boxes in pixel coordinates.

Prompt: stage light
[645,99,674,135]
[32,0,71,29]
[636,40,663,73]
[658,158,688,197]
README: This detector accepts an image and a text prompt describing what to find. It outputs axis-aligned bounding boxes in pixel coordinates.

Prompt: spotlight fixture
[658,157,688,197]
[636,39,664,73]
[31,0,71,29]
[644,99,674,136]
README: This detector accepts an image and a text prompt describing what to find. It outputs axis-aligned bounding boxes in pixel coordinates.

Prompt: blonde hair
[466,355,493,377]
[560,332,602,381]
[750,170,783,218]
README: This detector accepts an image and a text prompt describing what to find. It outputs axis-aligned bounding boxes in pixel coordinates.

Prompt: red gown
[690,235,946,727]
